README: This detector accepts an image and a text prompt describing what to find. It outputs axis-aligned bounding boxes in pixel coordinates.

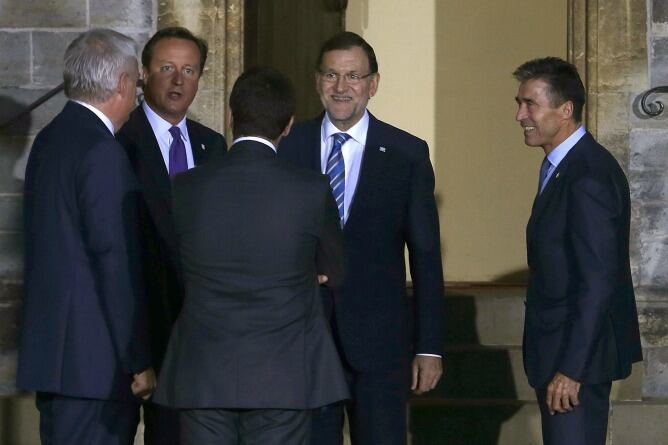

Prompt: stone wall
[570,0,668,402]
[634,0,668,399]
[0,0,156,394]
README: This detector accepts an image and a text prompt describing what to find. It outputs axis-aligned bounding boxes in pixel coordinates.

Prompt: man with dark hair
[116,26,226,445]
[514,56,642,445]
[17,28,154,445]
[279,31,445,445]
[153,67,349,445]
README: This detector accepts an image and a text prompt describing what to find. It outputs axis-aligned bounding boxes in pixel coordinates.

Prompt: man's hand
[317,275,328,285]
[546,372,581,414]
[411,355,443,395]
[132,368,156,400]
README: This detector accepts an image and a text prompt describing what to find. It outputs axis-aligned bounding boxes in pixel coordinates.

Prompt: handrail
[0,79,145,131]
[0,83,64,131]
[640,85,668,117]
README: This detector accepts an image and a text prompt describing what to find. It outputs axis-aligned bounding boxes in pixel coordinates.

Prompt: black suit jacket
[116,105,226,371]
[17,101,150,401]
[153,140,349,409]
[523,132,642,388]
[278,113,445,372]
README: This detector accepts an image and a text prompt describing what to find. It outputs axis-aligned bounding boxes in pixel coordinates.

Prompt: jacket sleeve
[405,141,445,357]
[76,139,151,374]
[558,174,622,381]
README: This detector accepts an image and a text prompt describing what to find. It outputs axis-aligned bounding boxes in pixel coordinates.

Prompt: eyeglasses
[319,71,376,85]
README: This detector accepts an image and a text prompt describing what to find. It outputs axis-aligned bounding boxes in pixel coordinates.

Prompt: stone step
[434,345,644,402]
[408,399,668,445]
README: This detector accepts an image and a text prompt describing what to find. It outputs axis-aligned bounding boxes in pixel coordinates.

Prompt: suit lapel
[131,108,172,199]
[527,134,589,239]
[187,119,207,166]
[344,114,389,229]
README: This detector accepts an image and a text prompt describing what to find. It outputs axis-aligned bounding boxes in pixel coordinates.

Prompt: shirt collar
[142,101,189,142]
[73,100,115,134]
[321,110,369,145]
[233,136,277,152]
[546,124,586,168]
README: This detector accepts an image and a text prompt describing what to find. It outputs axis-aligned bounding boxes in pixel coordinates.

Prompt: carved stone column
[569,0,668,417]
[158,0,244,141]
[567,0,648,159]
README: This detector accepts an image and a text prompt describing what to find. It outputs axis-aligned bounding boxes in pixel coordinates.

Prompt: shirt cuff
[416,353,442,358]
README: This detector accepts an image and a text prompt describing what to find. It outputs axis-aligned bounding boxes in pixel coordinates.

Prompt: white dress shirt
[320,111,368,224]
[233,136,277,152]
[142,101,195,171]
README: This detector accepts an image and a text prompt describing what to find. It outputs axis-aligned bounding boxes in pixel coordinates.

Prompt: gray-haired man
[17,28,154,444]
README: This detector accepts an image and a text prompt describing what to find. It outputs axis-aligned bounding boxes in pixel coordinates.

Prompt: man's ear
[227,110,234,132]
[281,116,295,138]
[560,100,574,120]
[116,71,133,100]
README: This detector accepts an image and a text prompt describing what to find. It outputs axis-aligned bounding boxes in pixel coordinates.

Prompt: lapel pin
[555,172,560,179]
[379,146,386,152]
[201,144,206,150]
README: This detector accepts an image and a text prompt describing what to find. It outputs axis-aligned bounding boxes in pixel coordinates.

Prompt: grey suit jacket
[153,140,349,409]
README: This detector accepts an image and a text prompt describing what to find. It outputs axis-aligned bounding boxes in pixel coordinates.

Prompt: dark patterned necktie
[538,156,551,194]
[168,126,187,177]
[326,132,351,225]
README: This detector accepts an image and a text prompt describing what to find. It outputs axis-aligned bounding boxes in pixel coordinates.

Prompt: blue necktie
[326,133,351,225]
[538,157,552,194]
[168,126,187,177]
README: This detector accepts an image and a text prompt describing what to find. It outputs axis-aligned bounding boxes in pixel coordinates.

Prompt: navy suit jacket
[279,113,445,372]
[17,101,150,401]
[523,132,642,388]
[116,105,226,371]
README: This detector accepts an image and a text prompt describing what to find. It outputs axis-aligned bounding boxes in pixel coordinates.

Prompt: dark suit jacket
[153,140,349,409]
[116,105,226,372]
[17,101,150,401]
[278,113,445,373]
[523,132,642,388]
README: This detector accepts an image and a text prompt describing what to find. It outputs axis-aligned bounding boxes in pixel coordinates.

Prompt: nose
[334,76,347,92]
[516,104,527,122]
[171,70,184,85]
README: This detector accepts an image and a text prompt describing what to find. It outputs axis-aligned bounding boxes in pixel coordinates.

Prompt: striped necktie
[326,132,351,225]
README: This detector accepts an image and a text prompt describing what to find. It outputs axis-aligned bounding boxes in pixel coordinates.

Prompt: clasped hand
[546,372,581,415]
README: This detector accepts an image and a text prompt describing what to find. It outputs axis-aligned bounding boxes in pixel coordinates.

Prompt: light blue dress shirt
[540,125,587,193]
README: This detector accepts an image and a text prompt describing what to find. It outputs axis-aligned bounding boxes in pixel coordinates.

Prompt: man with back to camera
[152,66,350,445]
[513,56,642,445]
[17,28,155,445]
[116,26,226,444]
[278,31,445,445]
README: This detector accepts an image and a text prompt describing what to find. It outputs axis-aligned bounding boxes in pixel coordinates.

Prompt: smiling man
[514,57,642,445]
[116,27,226,445]
[279,31,445,445]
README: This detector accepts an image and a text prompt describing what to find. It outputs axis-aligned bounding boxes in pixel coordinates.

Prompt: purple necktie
[168,126,187,177]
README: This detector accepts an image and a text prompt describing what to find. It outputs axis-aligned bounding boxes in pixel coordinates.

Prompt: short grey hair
[64,28,138,103]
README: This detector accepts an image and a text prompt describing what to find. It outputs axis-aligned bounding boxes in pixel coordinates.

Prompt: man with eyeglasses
[279,31,445,445]
[116,27,227,445]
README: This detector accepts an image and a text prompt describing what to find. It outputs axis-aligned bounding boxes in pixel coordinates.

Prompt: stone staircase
[2,285,668,444]
[407,285,667,445]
